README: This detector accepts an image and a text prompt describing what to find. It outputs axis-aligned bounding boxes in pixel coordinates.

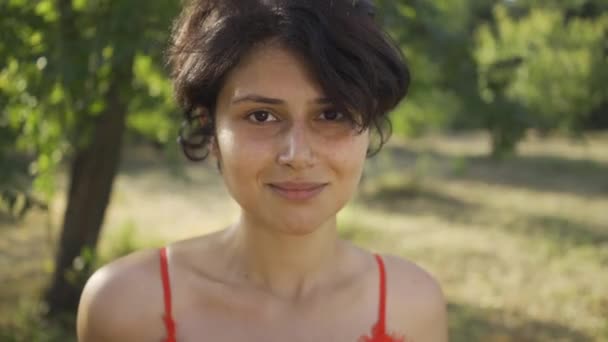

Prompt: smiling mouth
[267,182,328,201]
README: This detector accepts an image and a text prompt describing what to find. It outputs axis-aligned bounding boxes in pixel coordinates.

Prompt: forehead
[219,43,325,102]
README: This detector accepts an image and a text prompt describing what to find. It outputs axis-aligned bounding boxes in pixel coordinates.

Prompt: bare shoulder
[77,248,167,342]
[381,254,444,304]
[381,254,448,342]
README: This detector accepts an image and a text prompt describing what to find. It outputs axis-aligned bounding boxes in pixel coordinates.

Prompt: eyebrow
[231,94,333,105]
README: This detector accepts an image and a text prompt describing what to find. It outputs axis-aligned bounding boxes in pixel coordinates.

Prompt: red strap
[374,254,387,335]
[159,250,388,342]
[160,247,177,342]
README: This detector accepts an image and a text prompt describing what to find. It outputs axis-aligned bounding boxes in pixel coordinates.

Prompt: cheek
[216,126,259,162]
[214,128,259,208]
[327,133,369,180]
[339,133,369,164]
[215,126,273,183]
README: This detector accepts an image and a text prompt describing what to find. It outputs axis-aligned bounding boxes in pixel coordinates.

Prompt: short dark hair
[168,0,410,161]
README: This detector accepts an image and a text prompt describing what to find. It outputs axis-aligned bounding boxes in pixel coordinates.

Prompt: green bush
[475,5,608,155]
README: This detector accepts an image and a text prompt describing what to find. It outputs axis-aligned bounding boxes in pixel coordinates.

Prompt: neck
[223,212,345,300]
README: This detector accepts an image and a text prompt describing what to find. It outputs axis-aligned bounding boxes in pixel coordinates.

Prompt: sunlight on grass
[96,220,167,266]
[338,133,608,340]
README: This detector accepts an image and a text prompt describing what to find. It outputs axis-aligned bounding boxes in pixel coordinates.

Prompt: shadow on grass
[0,213,17,228]
[448,302,591,342]
[456,154,608,198]
[359,176,608,251]
[359,183,479,223]
[502,215,608,248]
[375,145,608,198]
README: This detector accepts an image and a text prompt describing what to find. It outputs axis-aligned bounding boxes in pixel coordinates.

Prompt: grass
[1,132,607,341]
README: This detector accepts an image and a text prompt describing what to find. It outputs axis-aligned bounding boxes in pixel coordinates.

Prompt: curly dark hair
[168,0,410,161]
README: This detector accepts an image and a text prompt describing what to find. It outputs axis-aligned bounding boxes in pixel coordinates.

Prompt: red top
[159,247,405,342]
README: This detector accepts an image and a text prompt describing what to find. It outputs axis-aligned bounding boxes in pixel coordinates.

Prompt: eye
[247,110,278,123]
[319,110,345,121]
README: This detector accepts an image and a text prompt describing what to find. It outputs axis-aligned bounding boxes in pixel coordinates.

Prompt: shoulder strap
[159,247,177,342]
[373,253,387,335]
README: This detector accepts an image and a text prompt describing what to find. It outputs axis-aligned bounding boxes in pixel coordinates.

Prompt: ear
[194,106,219,160]
[209,136,223,172]
[209,136,220,158]
[195,106,210,127]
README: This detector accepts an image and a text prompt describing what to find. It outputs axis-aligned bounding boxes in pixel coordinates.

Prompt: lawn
[1,132,607,341]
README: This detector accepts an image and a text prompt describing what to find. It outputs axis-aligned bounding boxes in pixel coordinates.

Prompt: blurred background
[1,0,607,341]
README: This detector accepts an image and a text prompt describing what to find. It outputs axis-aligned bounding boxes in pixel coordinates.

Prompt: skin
[77,43,448,342]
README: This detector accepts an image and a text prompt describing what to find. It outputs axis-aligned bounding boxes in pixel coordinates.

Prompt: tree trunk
[44,54,135,317]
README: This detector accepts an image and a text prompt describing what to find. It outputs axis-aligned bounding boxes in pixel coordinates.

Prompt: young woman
[76,0,448,341]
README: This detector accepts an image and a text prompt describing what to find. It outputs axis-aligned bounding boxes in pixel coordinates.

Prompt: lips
[267,182,328,200]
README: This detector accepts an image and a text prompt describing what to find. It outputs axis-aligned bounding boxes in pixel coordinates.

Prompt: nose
[277,121,316,169]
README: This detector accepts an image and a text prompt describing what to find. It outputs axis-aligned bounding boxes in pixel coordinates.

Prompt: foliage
[475,4,608,155]
[378,0,607,155]
[128,55,177,146]
[376,0,495,137]
[0,0,179,199]
[0,0,181,316]
[2,0,606,192]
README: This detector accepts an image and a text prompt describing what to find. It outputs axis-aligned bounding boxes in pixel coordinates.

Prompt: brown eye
[319,110,345,121]
[247,111,278,123]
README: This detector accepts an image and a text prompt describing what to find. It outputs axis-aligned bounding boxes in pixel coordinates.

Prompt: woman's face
[213,44,369,235]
